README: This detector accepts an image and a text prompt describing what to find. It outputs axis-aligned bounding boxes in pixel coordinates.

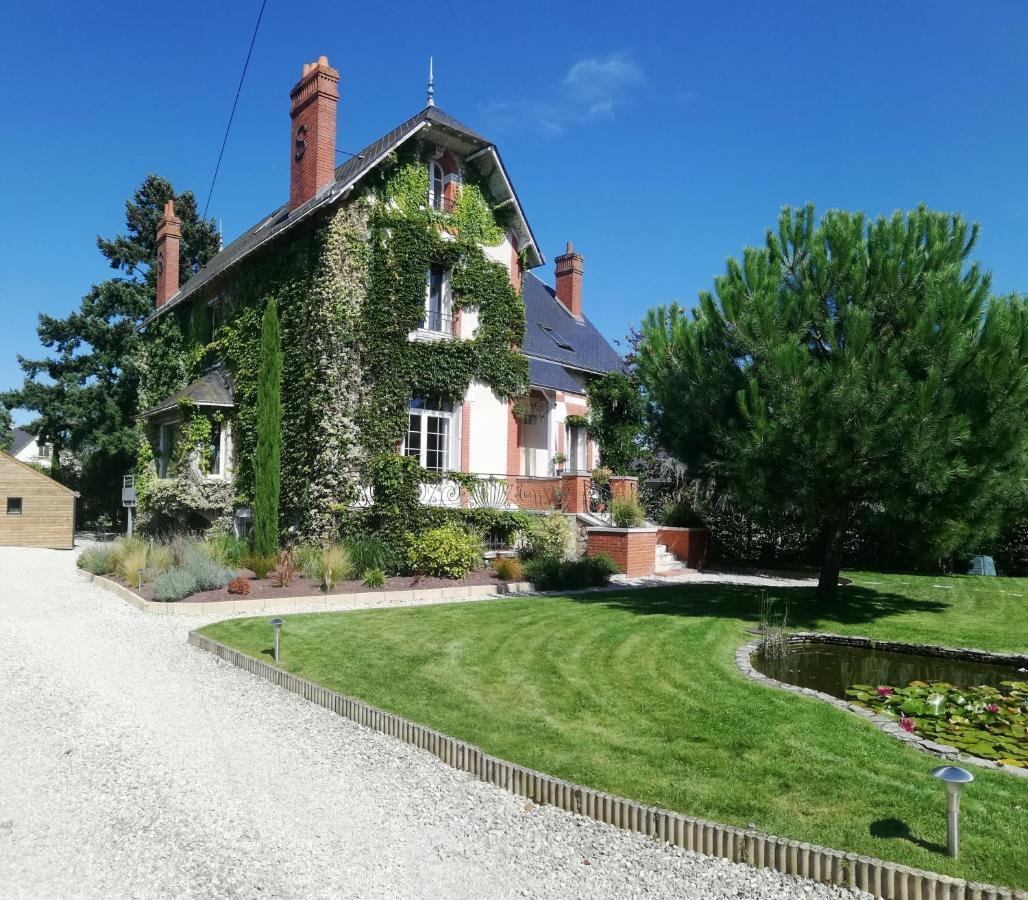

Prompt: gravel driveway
[0,546,865,899]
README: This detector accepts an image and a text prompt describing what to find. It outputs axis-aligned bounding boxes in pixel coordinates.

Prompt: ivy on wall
[136,137,527,542]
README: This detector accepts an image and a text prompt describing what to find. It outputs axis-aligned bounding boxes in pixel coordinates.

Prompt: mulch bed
[128,567,507,604]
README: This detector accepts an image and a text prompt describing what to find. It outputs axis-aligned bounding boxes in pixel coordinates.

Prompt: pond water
[752,641,1024,700]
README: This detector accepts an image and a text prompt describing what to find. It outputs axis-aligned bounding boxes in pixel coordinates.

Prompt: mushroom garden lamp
[270,618,283,663]
[931,765,974,858]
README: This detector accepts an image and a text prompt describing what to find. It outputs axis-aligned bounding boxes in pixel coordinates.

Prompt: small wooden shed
[0,451,77,549]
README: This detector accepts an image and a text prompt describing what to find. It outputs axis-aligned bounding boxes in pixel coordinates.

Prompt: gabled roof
[140,366,234,418]
[145,106,541,325]
[528,358,586,394]
[521,272,626,379]
[10,427,35,456]
[0,451,78,496]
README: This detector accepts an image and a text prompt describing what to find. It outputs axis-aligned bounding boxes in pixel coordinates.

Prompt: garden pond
[753,639,1028,767]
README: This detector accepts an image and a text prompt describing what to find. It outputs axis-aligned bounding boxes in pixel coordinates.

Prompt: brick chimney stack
[289,56,340,211]
[155,199,182,309]
[554,241,584,319]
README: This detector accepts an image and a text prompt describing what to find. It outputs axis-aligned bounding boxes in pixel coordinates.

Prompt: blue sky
[1,1,1026,423]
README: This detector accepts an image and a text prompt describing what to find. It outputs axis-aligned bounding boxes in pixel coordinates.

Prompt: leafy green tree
[586,371,647,474]
[254,298,283,556]
[1,174,218,524]
[637,205,1028,600]
[0,404,12,452]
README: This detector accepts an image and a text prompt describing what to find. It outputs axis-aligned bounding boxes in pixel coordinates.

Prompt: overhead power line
[202,0,270,219]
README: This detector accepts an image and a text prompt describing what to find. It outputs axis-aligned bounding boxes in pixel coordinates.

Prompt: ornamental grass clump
[344,535,394,578]
[202,532,249,568]
[611,496,645,529]
[361,567,386,589]
[492,556,524,582]
[114,540,150,585]
[77,545,115,575]
[243,553,277,580]
[319,544,352,590]
[847,679,1028,766]
[407,523,483,579]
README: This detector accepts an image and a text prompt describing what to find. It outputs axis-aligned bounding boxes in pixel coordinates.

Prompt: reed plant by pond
[202,572,1028,890]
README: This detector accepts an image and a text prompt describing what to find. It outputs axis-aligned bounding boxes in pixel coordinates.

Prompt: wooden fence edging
[188,630,1026,900]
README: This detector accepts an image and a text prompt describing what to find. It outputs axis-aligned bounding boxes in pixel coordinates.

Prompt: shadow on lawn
[870,818,947,856]
[565,582,948,630]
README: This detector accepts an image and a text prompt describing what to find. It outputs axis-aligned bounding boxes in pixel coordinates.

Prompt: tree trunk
[816,522,844,602]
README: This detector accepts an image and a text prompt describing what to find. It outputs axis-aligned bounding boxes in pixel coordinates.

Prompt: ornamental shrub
[153,549,237,601]
[253,297,282,557]
[523,553,620,590]
[361,567,386,589]
[227,576,251,595]
[77,545,114,575]
[611,496,645,529]
[518,512,571,562]
[152,567,198,602]
[407,523,483,579]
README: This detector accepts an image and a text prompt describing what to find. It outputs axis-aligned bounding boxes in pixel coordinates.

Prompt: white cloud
[480,51,647,137]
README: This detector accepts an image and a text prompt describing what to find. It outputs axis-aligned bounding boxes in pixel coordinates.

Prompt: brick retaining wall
[586,527,657,576]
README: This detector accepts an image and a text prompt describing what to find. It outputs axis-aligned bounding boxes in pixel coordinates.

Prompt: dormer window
[422,263,452,334]
[429,160,445,210]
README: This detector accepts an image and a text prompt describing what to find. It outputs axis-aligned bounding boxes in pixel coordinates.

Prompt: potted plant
[552,452,568,475]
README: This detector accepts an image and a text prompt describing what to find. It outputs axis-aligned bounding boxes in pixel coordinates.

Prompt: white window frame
[404,398,460,472]
[566,422,588,473]
[429,160,445,210]
[421,264,452,335]
[157,423,174,477]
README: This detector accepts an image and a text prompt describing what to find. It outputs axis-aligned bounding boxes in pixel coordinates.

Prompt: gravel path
[0,546,864,899]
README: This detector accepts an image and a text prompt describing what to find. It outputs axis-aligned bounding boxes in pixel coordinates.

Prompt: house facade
[11,427,53,469]
[137,56,625,539]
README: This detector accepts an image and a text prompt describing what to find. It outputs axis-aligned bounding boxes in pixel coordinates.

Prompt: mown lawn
[201,572,1028,889]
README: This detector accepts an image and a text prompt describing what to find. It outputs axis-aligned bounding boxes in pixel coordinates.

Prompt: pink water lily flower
[876,686,894,697]
[899,717,916,733]
[985,703,1000,714]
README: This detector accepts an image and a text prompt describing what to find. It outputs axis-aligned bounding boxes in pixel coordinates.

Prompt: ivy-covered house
[136,56,625,540]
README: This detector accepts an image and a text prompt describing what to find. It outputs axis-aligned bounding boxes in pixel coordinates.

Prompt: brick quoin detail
[506,401,520,477]
[587,530,657,577]
[609,476,638,504]
[460,403,471,473]
[289,57,340,212]
[155,200,181,309]
[509,235,522,293]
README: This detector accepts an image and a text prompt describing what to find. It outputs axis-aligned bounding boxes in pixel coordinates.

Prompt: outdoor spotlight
[270,617,284,663]
[931,765,974,858]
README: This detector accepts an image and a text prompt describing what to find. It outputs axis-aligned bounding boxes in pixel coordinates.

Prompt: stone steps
[655,543,690,574]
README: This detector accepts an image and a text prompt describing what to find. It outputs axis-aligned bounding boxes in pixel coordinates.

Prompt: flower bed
[129,566,507,604]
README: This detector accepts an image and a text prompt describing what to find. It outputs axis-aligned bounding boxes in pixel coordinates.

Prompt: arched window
[429,160,445,210]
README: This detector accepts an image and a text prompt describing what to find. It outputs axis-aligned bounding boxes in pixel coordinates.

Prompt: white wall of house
[13,435,52,469]
[466,380,508,475]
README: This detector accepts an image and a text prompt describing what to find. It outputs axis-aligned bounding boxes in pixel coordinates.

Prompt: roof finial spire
[427,56,435,107]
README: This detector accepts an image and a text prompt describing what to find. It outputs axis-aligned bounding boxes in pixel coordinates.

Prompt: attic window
[538,324,574,351]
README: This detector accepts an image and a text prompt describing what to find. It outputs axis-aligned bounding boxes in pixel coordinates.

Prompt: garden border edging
[189,629,1026,900]
[78,569,533,615]
[736,632,1028,779]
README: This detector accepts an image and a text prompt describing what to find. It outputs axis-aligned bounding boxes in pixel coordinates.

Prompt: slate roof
[10,427,34,456]
[528,358,587,394]
[521,272,626,383]
[140,366,235,418]
[144,106,539,325]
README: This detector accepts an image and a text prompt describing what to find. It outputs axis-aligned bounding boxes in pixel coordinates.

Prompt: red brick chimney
[155,199,182,309]
[554,241,584,319]
[289,56,340,211]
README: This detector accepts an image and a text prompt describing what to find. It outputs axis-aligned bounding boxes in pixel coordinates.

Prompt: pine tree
[254,298,283,556]
[1,174,218,522]
[637,205,1028,600]
[0,404,12,452]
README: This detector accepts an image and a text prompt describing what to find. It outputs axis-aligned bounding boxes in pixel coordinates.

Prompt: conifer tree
[254,298,282,556]
[637,205,1028,600]
[1,174,218,522]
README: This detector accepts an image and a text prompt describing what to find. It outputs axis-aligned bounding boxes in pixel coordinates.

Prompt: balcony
[418,309,455,336]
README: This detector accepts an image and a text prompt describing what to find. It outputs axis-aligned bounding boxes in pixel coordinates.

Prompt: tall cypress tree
[254,298,282,556]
